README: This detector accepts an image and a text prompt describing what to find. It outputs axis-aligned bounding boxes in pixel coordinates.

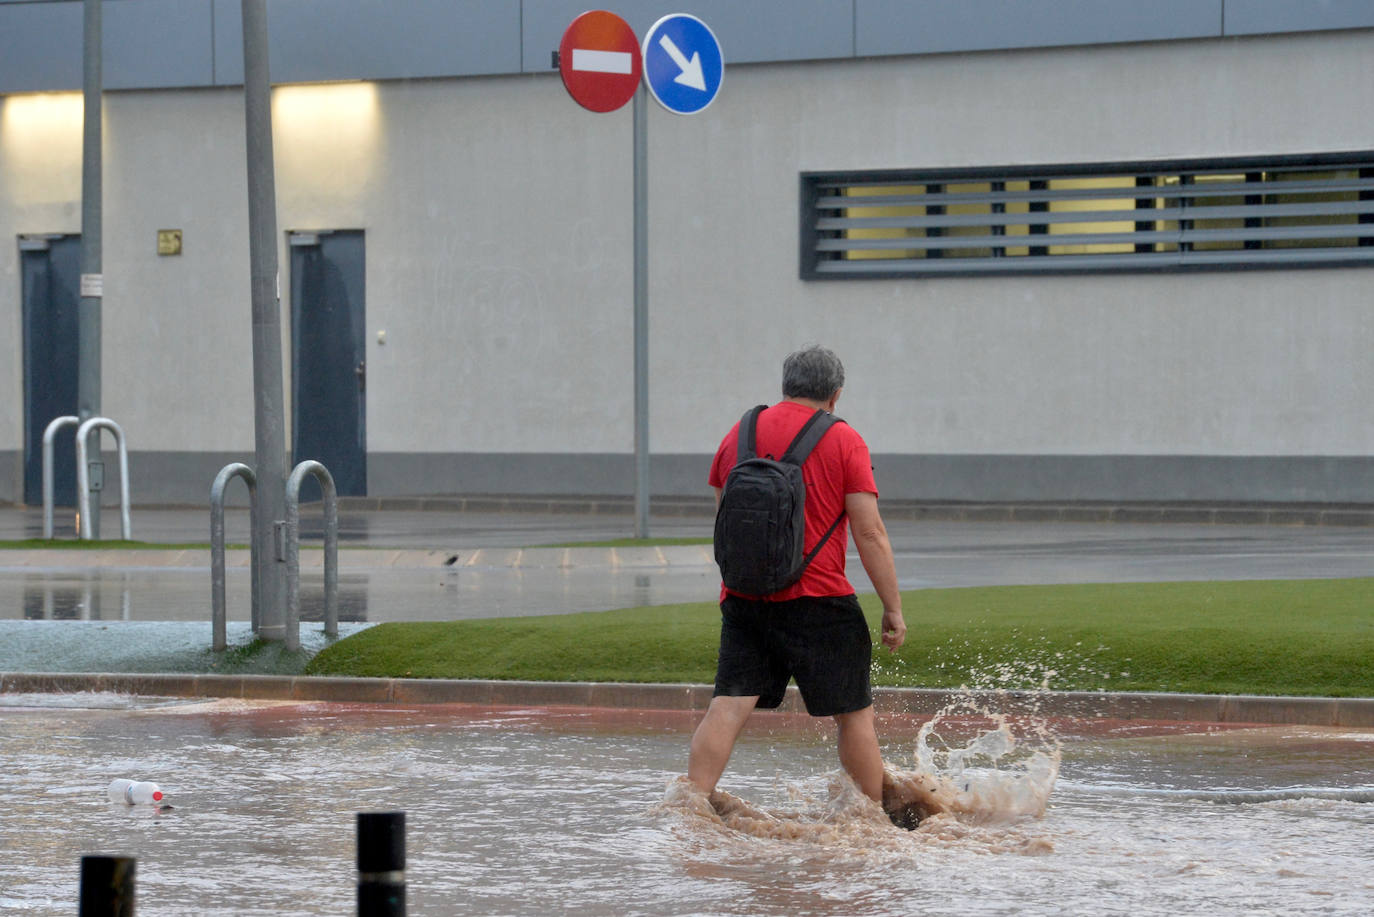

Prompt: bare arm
[845,491,906,651]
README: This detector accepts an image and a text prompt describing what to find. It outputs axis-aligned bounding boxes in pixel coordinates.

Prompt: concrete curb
[3,672,1372,727]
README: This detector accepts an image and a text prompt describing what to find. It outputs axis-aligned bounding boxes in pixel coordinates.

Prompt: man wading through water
[688,345,907,806]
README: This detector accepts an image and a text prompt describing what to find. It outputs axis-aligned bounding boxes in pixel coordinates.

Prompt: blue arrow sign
[641,14,723,115]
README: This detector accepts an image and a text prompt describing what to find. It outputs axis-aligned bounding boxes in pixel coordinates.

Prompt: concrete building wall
[100,88,254,452]
[2,25,1372,504]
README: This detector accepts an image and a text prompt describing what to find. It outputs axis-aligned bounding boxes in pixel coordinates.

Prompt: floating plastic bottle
[107,779,163,805]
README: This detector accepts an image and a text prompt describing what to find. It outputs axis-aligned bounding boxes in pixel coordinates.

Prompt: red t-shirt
[709,401,878,601]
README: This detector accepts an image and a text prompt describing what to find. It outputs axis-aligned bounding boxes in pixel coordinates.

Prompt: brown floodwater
[1,694,1371,916]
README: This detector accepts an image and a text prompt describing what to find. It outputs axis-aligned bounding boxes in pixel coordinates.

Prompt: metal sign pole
[632,84,650,539]
[241,0,289,640]
[78,0,103,539]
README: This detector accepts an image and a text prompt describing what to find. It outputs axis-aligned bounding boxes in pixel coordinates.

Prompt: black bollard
[357,811,405,917]
[79,855,135,916]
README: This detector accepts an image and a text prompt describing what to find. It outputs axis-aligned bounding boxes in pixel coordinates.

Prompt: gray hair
[782,345,845,401]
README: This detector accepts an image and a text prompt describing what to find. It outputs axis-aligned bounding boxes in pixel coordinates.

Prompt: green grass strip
[306,577,1374,697]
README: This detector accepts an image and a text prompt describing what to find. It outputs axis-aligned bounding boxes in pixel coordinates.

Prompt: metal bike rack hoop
[284,460,339,652]
[75,417,132,541]
[41,415,80,539]
[210,463,259,652]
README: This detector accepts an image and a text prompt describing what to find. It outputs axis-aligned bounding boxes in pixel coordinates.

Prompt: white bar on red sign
[571,48,632,74]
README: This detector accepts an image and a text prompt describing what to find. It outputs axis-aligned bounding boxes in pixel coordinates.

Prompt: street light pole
[78,0,103,539]
[241,0,289,640]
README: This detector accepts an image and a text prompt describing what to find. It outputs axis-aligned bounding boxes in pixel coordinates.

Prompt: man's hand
[881,607,906,652]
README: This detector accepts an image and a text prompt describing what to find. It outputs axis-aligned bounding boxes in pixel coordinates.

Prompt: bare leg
[687,695,759,795]
[834,705,884,803]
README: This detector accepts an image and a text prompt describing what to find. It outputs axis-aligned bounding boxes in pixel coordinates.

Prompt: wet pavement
[4,504,1373,617]
[1,502,1371,671]
[6,504,717,550]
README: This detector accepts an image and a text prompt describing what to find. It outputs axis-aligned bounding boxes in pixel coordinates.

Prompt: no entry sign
[559,10,642,113]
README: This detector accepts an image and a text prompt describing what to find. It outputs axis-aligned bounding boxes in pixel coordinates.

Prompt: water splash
[881,711,1061,829]
[881,645,1066,828]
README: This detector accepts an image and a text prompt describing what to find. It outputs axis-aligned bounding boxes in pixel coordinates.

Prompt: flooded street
[1,696,1371,916]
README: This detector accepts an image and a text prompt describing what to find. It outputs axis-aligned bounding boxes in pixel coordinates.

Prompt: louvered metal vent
[801,153,1374,279]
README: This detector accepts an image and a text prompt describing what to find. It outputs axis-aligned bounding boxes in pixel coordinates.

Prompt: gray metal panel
[691,0,854,63]
[212,0,239,84]
[856,0,1223,57]
[521,0,855,72]
[1225,0,1374,36]
[0,2,81,93]
[104,0,214,91]
[4,0,1373,92]
[213,0,520,86]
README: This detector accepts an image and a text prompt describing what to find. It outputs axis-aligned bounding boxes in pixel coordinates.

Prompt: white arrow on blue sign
[641,13,723,115]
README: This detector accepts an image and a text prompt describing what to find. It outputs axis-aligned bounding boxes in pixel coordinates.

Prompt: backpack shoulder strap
[791,411,849,566]
[735,405,767,461]
[780,410,842,466]
[802,509,847,566]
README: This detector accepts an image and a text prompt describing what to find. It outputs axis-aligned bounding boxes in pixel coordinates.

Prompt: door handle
[355,361,366,392]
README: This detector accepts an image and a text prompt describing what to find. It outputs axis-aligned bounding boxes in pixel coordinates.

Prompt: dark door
[290,230,366,499]
[21,234,81,506]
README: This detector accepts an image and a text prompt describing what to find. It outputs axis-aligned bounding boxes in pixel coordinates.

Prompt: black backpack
[713,405,846,596]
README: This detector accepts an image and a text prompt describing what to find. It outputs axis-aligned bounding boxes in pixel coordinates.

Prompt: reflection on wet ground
[5,571,377,623]
[4,506,717,549]
[0,698,1370,917]
[0,566,716,623]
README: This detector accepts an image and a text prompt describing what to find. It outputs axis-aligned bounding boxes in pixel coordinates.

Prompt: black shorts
[712,593,873,717]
